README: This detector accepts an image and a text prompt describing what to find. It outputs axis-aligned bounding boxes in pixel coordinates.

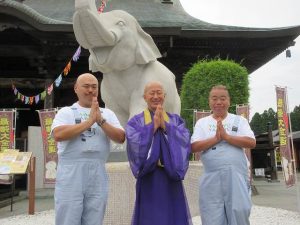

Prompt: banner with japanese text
[0,109,15,184]
[0,110,15,152]
[193,110,211,161]
[236,104,252,182]
[38,109,58,184]
[275,87,295,186]
[236,104,251,161]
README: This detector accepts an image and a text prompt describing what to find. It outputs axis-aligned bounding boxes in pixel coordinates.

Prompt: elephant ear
[135,21,162,64]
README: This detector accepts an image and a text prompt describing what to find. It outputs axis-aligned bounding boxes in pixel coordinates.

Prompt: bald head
[76,73,98,86]
[144,81,165,95]
[143,81,165,111]
[74,73,99,107]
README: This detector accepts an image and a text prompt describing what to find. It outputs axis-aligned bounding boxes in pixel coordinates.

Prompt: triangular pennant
[47,84,54,95]
[35,95,40,104]
[72,46,81,62]
[41,91,46,100]
[55,74,63,87]
[63,61,71,76]
[25,96,29,104]
[29,97,34,105]
[13,87,18,95]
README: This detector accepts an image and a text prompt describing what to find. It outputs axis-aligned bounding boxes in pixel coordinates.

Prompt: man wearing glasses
[51,73,125,225]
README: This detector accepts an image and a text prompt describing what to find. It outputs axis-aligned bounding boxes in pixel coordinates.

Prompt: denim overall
[199,116,251,225]
[55,105,110,225]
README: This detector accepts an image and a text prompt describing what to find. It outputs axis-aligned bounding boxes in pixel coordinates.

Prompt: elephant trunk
[73,0,116,49]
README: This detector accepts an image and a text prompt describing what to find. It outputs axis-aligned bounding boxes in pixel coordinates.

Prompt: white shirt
[51,102,123,154]
[191,113,254,143]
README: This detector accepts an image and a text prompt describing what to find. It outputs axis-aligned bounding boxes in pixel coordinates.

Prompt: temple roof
[0,0,300,83]
[1,0,300,38]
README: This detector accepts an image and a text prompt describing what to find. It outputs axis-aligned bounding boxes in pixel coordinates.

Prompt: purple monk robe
[126,112,192,225]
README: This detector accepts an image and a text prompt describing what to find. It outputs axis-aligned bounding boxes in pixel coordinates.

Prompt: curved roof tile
[1,0,298,33]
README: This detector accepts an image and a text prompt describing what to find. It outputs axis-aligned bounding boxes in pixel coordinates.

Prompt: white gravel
[192,205,300,225]
[0,206,299,225]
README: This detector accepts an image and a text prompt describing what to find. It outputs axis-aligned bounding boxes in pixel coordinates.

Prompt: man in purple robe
[126,81,192,225]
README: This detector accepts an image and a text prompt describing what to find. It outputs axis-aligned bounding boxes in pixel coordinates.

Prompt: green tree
[261,108,278,131]
[290,105,300,131]
[180,59,249,131]
[250,112,264,135]
[250,108,278,135]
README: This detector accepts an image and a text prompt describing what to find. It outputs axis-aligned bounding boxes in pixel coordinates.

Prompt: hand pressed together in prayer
[153,105,166,132]
[88,97,101,125]
[215,118,229,142]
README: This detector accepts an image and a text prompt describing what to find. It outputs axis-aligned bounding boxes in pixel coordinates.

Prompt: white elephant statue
[73,0,181,126]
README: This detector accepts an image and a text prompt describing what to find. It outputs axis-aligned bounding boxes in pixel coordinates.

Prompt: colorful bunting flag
[47,84,54,95]
[98,0,107,12]
[63,61,71,76]
[10,0,108,105]
[41,91,46,100]
[55,74,63,87]
[35,95,40,104]
[72,46,81,62]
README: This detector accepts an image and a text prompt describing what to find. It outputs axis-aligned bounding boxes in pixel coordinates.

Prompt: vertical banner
[0,109,15,184]
[236,104,252,182]
[236,104,251,161]
[38,109,58,184]
[275,86,295,187]
[193,110,211,160]
[0,110,15,152]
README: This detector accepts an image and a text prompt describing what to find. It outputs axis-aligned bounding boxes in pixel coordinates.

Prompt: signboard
[0,149,32,174]
[236,104,252,182]
[0,110,15,152]
[37,109,58,184]
[275,86,295,187]
[236,104,251,161]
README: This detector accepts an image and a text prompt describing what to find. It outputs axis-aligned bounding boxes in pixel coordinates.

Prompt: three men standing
[52,76,255,225]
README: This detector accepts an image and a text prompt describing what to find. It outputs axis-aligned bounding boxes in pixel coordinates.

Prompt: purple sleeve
[161,114,191,181]
[126,115,160,178]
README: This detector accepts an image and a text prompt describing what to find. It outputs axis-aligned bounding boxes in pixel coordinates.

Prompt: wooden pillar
[28,156,36,215]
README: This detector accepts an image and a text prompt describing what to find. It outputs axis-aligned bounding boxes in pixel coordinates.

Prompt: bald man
[126,81,192,225]
[51,73,125,225]
[191,85,256,225]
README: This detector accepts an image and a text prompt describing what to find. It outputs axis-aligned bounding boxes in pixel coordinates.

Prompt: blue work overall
[199,117,251,225]
[55,107,109,225]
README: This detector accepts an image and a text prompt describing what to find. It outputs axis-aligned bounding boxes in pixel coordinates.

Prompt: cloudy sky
[180,0,300,118]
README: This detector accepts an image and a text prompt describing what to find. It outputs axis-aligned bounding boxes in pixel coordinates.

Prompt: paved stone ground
[251,171,300,212]
[0,171,299,220]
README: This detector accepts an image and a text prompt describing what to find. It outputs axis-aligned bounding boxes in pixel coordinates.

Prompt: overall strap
[71,105,81,124]
[231,115,240,136]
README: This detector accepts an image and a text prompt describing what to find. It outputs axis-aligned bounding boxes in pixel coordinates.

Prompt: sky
[180,0,300,119]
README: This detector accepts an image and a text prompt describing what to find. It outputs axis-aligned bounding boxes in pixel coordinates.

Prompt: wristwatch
[97,118,106,127]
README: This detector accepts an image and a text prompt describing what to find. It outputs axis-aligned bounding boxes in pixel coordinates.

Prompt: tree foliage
[250,106,300,135]
[249,112,264,135]
[250,108,278,135]
[290,105,300,131]
[180,59,249,131]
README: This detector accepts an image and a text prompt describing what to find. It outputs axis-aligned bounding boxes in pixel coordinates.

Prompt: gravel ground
[0,205,299,225]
